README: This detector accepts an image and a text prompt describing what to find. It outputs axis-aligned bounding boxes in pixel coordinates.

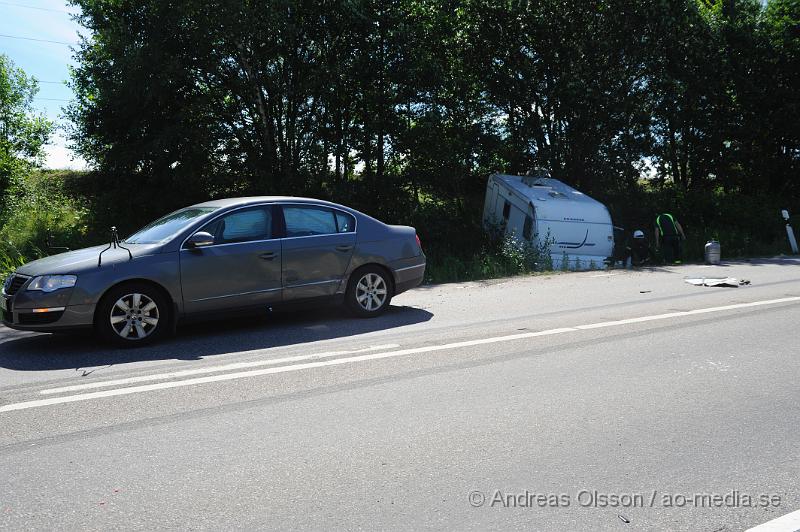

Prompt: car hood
[15,243,164,277]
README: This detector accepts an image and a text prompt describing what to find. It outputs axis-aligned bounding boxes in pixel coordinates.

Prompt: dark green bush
[604,184,799,261]
[2,170,796,283]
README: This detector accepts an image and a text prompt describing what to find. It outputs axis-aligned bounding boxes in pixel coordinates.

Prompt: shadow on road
[0,305,433,371]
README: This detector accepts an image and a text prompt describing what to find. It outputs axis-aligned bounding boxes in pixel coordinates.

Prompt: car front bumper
[1,295,95,332]
[1,275,96,332]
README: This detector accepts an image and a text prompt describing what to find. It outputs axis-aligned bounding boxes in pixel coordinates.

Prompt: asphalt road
[1,257,799,531]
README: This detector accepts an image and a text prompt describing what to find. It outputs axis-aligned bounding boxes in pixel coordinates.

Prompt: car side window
[334,211,356,233]
[283,206,337,237]
[200,206,272,245]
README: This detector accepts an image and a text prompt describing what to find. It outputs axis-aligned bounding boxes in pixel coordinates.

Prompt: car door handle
[335,245,353,252]
[259,252,277,260]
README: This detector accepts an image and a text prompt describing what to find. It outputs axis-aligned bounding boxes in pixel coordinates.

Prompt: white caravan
[482,173,614,270]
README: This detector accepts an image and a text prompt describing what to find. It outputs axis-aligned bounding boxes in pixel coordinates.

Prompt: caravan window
[502,201,511,220]
[523,215,533,240]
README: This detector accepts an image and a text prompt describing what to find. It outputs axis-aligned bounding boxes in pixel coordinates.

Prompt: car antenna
[98,226,132,267]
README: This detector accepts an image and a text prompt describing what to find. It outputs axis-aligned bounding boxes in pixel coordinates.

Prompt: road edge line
[2,296,799,414]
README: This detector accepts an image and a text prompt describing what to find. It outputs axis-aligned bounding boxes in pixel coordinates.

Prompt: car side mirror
[186,231,215,248]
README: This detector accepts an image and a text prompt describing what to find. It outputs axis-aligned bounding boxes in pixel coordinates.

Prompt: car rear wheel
[346,266,392,317]
[96,283,170,346]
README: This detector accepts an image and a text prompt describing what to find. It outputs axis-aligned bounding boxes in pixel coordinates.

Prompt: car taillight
[415,234,422,251]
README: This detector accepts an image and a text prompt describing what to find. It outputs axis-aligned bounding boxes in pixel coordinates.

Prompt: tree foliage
[66,0,800,231]
[0,54,53,201]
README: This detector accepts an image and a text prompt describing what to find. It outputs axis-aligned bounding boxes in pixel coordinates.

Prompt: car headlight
[26,275,78,293]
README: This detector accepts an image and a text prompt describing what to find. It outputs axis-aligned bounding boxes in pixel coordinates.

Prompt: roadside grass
[425,221,794,284]
[424,252,561,284]
[0,170,89,279]
[424,233,558,284]
[424,250,528,284]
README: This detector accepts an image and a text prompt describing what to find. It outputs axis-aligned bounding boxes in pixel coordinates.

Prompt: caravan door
[547,219,614,268]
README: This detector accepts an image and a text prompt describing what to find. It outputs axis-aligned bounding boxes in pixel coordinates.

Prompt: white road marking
[746,508,800,531]
[40,344,401,396]
[1,328,575,413]
[588,273,617,278]
[1,296,799,413]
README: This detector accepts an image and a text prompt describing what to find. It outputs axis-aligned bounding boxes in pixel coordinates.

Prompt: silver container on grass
[705,240,721,265]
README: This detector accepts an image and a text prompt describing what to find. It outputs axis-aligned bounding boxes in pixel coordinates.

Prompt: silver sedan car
[1,197,426,346]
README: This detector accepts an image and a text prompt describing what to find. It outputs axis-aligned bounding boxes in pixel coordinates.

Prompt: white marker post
[783,210,798,254]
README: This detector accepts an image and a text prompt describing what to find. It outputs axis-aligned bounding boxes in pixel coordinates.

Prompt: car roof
[492,174,604,207]
[189,196,350,210]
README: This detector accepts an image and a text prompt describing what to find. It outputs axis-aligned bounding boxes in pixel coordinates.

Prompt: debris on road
[684,277,751,288]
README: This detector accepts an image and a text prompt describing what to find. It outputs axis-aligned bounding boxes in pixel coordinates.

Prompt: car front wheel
[96,283,170,346]
[346,267,393,317]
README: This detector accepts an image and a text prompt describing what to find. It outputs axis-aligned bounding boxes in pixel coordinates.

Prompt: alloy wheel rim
[356,273,387,311]
[110,293,160,340]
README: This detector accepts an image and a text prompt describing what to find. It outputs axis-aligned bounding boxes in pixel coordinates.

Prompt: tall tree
[65,0,800,224]
[0,55,53,202]
[760,0,800,195]
[469,0,656,195]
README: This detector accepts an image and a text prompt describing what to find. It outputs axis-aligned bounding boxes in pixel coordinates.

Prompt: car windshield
[125,207,219,244]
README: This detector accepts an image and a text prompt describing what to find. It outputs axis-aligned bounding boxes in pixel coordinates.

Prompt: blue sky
[0,0,87,169]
